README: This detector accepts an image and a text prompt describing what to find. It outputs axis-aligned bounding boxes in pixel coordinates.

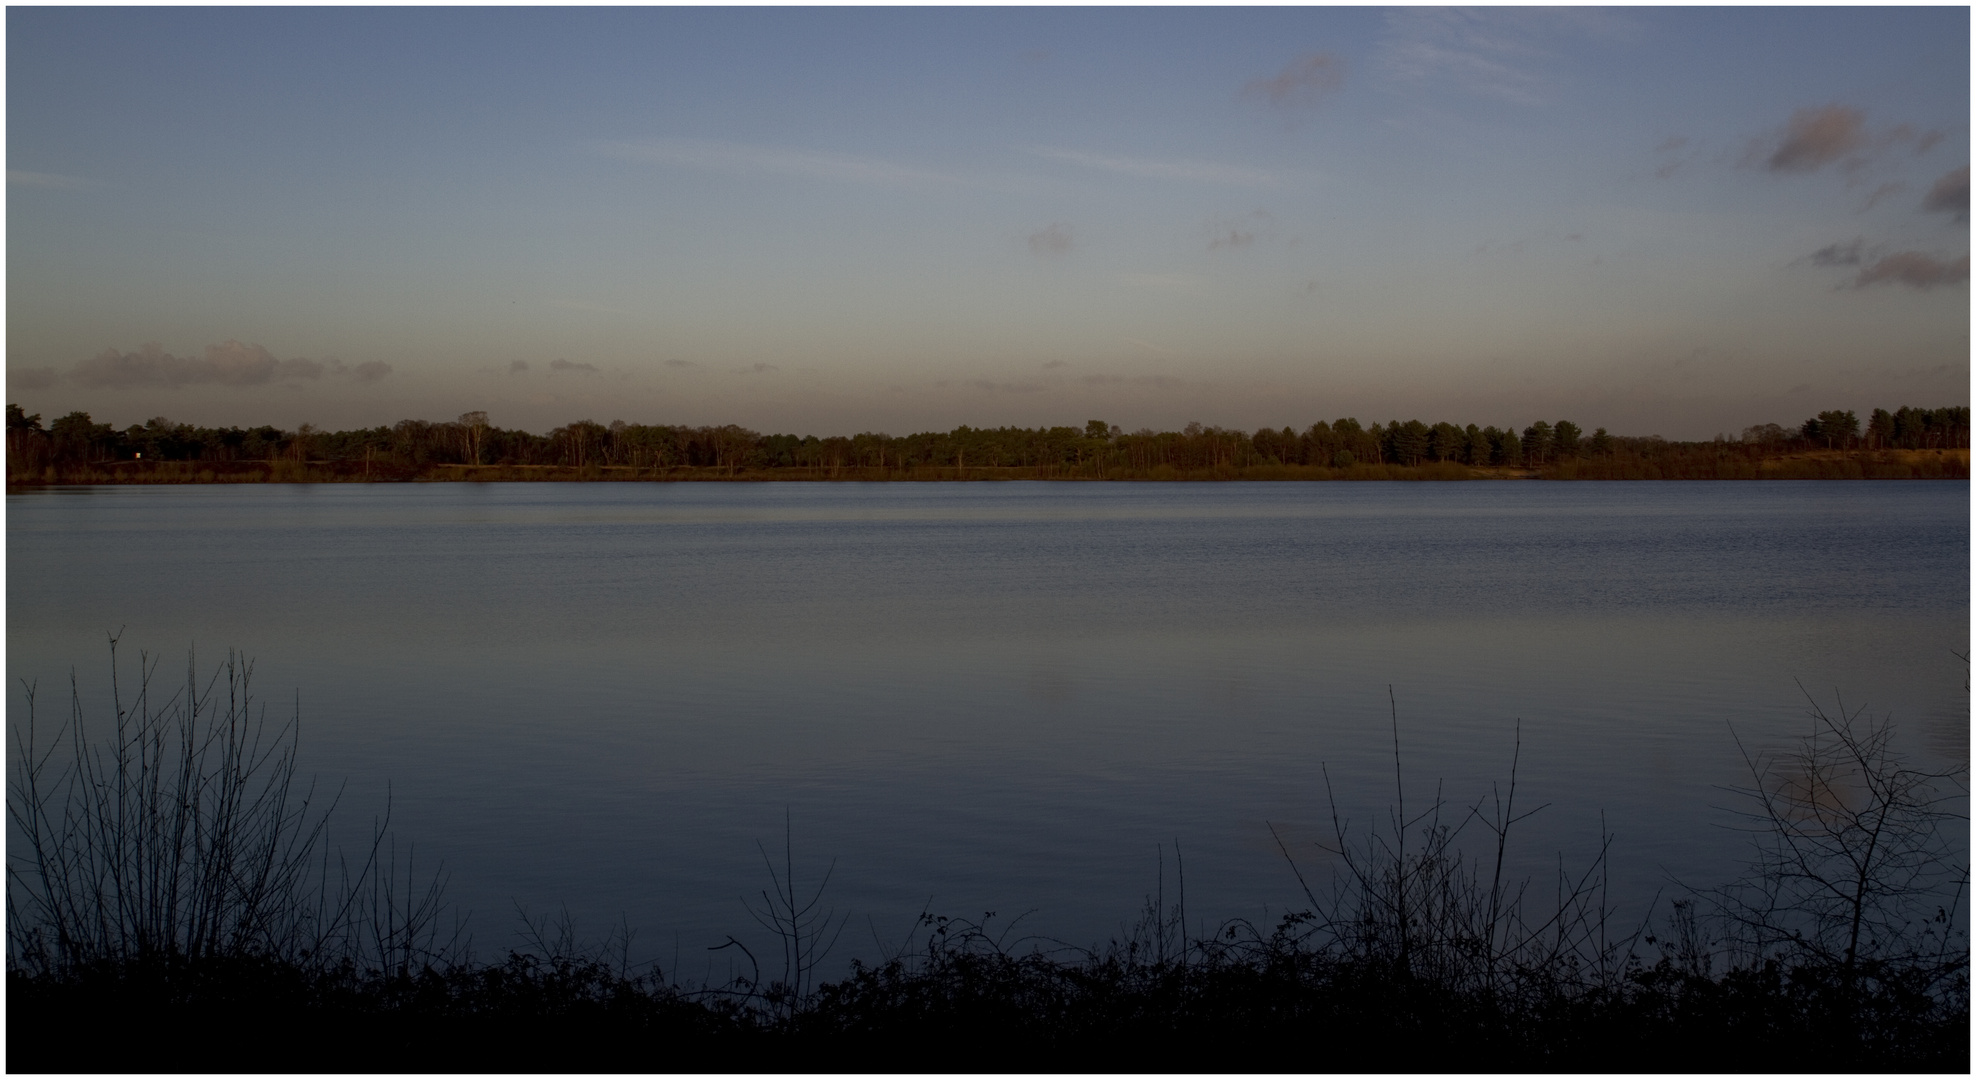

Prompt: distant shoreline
[8,448,1967,486]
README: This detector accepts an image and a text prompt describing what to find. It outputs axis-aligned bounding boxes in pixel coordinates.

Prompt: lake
[8,480,1967,976]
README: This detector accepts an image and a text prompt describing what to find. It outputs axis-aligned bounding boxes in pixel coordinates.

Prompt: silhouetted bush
[9,656,1966,1071]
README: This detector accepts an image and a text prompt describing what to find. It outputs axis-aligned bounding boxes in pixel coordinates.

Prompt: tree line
[6,402,1968,481]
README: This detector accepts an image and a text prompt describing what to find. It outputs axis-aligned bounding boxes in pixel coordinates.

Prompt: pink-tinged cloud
[1854,251,1969,290]
[1766,105,1866,172]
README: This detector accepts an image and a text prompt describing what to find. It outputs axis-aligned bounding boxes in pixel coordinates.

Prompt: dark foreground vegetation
[8,402,1969,484]
[9,645,1968,1072]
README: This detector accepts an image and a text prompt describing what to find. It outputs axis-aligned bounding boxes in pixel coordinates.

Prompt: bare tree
[458,411,489,466]
[1711,689,1967,984]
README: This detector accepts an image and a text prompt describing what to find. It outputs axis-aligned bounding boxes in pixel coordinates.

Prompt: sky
[6,6,1969,439]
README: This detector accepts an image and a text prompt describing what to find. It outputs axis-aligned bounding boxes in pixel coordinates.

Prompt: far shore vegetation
[6,402,1968,485]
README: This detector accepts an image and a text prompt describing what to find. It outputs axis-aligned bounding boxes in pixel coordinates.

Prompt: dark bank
[9,647,1966,1073]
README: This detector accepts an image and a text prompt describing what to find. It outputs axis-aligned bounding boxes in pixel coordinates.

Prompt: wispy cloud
[7,170,102,190]
[1884,123,1946,156]
[1210,228,1254,251]
[1374,9,1549,106]
[1853,251,1969,290]
[1376,8,1636,107]
[1025,147,1284,189]
[665,359,696,368]
[1119,273,1208,293]
[1859,182,1906,213]
[70,341,382,389]
[1042,360,1071,370]
[509,360,530,375]
[1808,239,1866,266]
[967,379,1045,394]
[737,362,777,374]
[551,299,630,315]
[1243,53,1346,110]
[1922,166,1969,221]
[8,367,57,390]
[1207,210,1276,252]
[1652,136,1692,179]
[1028,222,1074,256]
[549,358,599,374]
[600,139,957,186]
[1082,373,1184,390]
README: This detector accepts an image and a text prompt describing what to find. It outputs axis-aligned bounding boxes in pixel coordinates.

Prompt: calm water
[8,481,1968,970]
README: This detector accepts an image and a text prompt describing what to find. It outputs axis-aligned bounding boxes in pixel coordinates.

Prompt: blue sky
[7,6,1968,438]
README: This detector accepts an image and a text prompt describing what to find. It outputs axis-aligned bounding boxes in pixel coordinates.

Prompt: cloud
[1808,239,1865,266]
[1207,210,1275,251]
[7,170,102,190]
[1118,273,1207,293]
[1025,147,1283,189]
[551,298,629,315]
[1243,53,1346,109]
[738,362,777,374]
[1764,106,1866,172]
[508,360,530,375]
[1375,8,1635,107]
[1375,9,1546,105]
[1853,251,1969,290]
[70,340,349,389]
[665,359,696,368]
[600,139,956,187]
[1859,182,1906,213]
[549,358,599,374]
[1082,373,1184,390]
[1651,135,1695,179]
[1028,222,1074,256]
[1749,110,1947,183]
[1209,229,1254,251]
[1922,166,1969,220]
[1042,360,1070,369]
[967,379,1045,394]
[347,360,392,384]
[9,367,57,390]
[1883,123,1946,156]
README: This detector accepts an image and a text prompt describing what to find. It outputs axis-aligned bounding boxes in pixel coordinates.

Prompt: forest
[5,402,1969,483]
